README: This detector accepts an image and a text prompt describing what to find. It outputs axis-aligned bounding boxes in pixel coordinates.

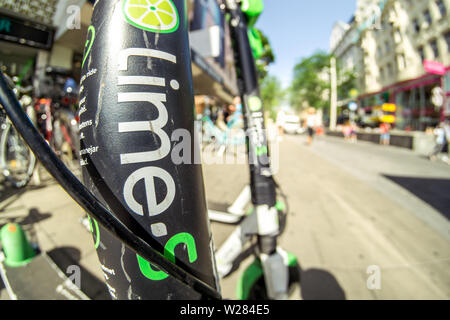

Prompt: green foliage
[260,74,284,119]
[254,28,275,81]
[336,62,357,101]
[289,51,331,111]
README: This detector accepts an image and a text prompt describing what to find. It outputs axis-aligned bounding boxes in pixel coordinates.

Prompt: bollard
[0,223,35,267]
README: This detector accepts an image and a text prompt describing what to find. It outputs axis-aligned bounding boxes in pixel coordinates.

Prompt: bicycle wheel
[52,109,79,172]
[0,122,36,188]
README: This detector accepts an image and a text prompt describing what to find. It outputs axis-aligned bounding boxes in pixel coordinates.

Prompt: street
[207,133,450,299]
[0,133,449,299]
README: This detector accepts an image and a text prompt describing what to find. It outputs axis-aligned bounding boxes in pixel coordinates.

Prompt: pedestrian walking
[429,121,449,163]
[305,107,317,146]
[343,122,352,141]
[350,122,358,143]
[276,109,286,141]
[380,122,391,145]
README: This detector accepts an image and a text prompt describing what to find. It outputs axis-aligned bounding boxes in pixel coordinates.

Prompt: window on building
[394,30,402,43]
[377,46,382,58]
[436,0,447,18]
[398,54,406,70]
[445,30,450,51]
[430,39,439,58]
[387,63,394,77]
[418,46,425,61]
[385,41,391,53]
[423,10,432,25]
[413,18,420,33]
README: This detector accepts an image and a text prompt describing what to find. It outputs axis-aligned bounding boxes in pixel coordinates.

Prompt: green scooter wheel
[236,252,300,300]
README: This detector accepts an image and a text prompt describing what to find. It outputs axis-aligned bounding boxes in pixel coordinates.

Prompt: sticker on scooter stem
[137,232,197,280]
[88,215,100,249]
[82,25,95,69]
[248,96,262,112]
[122,0,179,33]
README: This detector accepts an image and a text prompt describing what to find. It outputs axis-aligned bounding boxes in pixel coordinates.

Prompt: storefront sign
[381,115,395,123]
[382,103,396,112]
[0,13,54,50]
[431,87,444,107]
[423,60,446,76]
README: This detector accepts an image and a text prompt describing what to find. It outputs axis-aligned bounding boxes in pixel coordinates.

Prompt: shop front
[358,72,444,132]
[0,9,55,84]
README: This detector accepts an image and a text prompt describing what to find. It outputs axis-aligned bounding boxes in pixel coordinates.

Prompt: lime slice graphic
[248,96,262,112]
[123,0,179,33]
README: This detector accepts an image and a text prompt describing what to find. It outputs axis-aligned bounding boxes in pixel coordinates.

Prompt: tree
[260,74,284,119]
[254,28,275,81]
[289,51,331,111]
[336,63,357,101]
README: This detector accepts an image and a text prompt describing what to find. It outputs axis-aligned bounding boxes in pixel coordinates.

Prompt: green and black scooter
[210,0,300,300]
[0,0,299,300]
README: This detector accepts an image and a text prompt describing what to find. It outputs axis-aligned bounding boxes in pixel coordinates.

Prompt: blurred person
[379,122,391,145]
[276,109,286,140]
[343,122,352,141]
[223,105,230,125]
[227,96,243,129]
[210,105,218,124]
[304,107,317,146]
[350,122,358,143]
[429,121,449,163]
[216,108,228,131]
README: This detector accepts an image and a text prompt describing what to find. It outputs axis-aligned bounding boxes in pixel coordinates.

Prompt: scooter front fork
[215,204,289,299]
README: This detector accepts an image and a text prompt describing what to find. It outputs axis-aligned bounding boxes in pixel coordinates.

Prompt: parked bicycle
[0,74,36,188]
[34,67,80,171]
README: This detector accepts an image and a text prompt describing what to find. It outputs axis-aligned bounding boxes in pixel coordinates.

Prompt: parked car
[282,114,302,134]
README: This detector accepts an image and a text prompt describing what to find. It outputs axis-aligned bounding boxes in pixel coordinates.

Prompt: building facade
[0,0,238,103]
[330,17,361,107]
[356,0,450,131]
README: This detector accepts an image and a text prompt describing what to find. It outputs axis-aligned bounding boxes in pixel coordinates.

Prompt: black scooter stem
[226,2,277,209]
[78,0,219,299]
[0,70,220,300]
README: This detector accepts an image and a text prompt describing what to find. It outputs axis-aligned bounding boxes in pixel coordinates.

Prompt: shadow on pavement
[0,208,52,246]
[0,207,52,225]
[221,244,346,300]
[47,246,110,300]
[0,185,45,212]
[383,175,450,219]
[221,244,257,279]
[298,266,346,300]
[207,201,231,214]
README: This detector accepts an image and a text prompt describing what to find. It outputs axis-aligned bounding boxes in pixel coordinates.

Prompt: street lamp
[330,56,338,130]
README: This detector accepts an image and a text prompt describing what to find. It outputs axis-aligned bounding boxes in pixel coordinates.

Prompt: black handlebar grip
[79,0,219,299]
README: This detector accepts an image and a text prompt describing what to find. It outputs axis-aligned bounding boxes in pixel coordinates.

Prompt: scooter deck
[0,252,89,300]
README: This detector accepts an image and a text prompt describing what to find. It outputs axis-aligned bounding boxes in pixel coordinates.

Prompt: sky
[255,0,357,89]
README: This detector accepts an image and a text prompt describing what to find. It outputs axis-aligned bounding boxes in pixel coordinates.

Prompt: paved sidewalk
[0,168,109,300]
[208,134,450,299]
[0,134,449,300]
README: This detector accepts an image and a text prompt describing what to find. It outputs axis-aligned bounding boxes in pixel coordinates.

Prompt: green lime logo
[248,96,262,112]
[123,0,179,33]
